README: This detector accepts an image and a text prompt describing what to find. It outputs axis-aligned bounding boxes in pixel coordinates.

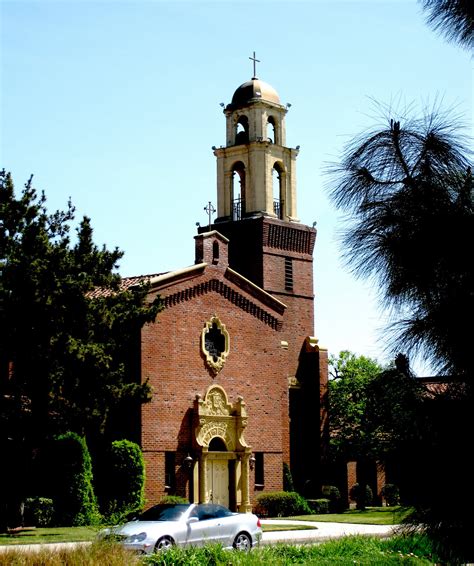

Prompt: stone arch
[194,384,248,451]
[193,385,252,512]
[235,114,249,145]
[231,161,246,220]
[267,115,280,144]
[272,160,286,219]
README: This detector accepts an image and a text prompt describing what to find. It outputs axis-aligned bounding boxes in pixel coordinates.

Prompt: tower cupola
[213,59,299,224]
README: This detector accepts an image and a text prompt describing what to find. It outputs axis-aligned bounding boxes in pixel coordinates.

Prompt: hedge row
[24,435,145,527]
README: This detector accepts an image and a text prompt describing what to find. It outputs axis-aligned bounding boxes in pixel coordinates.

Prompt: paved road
[260,519,398,545]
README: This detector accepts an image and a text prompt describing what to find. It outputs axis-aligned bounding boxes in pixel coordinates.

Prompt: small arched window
[212,241,219,264]
[235,115,249,145]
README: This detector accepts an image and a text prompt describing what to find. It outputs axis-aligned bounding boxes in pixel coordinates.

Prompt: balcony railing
[232,198,244,221]
[231,198,282,220]
[273,199,282,219]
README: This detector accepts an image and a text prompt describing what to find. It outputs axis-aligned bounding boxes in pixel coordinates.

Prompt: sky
[1,0,472,374]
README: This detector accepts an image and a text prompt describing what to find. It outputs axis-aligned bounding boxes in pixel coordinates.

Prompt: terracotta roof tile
[87,273,166,298]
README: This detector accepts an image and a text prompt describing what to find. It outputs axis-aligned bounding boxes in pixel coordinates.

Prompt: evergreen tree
[327,111,473,381]
[421,0,474,51]
[0,171,162,528]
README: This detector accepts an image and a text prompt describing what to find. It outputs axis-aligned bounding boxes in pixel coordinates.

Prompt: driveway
[261,519,398,545]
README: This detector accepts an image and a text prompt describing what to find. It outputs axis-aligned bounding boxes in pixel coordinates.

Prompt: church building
[127,67,328,512]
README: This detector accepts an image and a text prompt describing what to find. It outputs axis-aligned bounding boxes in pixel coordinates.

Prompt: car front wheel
[154,535,174,552]
[233,532,252,551]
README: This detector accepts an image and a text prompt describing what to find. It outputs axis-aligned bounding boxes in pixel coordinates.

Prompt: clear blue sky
[1,0,471,373]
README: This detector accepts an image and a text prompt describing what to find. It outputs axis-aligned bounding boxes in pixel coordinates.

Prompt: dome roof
[230,77,281,107]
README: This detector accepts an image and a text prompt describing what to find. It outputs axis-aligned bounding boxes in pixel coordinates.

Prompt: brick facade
[136,226,328,508]
[134,74,328,509]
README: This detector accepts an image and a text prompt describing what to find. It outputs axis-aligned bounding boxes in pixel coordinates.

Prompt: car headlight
[125,531,147,543]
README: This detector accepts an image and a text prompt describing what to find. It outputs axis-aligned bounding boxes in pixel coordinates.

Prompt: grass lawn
[290,506,410,525]
[261,524,317,532]
[0,526,98,546]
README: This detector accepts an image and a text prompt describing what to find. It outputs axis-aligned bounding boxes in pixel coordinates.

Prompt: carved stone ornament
[201,315,230,375]
[194,385,248,451]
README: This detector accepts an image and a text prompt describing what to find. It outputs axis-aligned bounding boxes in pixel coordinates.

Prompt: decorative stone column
[240,451,251,513]
[199,448,208,503]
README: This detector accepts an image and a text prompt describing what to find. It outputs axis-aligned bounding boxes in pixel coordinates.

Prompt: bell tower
[213,67,299,223]
[200,58,328,497]
[204,61,318,376]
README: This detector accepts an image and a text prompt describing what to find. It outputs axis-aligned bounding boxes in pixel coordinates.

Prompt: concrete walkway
[261,519,398,545]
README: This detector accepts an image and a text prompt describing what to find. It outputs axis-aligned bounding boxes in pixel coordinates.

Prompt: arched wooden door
[206,458,229,507]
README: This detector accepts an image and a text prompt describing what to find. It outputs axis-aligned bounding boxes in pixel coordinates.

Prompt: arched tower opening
[231,161,246,220]
[272,162,285,219]
[235,115,249,145]
[267,116,276,144]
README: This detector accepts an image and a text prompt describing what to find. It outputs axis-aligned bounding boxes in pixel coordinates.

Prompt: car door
[186,504,230,547]
[212,504,236,547]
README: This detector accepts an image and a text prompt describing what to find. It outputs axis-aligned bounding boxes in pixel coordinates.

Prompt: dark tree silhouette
[328,110,473,381]
[328,111,473,563]
[420,0,474,50]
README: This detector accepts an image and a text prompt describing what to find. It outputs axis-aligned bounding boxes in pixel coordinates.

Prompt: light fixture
[212,145,217,150]
[296,145,300,150]
[184,454,193,469]
[219,102,225,107]
[249,455,256,471]
[286,103,292,109]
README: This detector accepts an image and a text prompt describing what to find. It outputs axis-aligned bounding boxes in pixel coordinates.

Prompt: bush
[349,483,373,509]
[100,440,145,523]
[381,483,400,506]
[321,485,344,513]
[282,462,295,492]
[159,495,189,504]
[307,498,330,514]
[23,497,54,527]
[53,432,101,526]
[255,491,311,517]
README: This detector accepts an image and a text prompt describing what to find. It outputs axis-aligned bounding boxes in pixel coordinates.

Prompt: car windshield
[137,504,190,522]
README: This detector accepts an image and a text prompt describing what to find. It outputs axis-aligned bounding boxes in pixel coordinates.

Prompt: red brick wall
[140,264,288,505]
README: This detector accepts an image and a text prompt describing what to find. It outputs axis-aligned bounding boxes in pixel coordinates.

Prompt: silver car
[99,502,262,554]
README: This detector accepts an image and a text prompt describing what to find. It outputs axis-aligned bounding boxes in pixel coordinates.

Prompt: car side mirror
[187,517,199,524]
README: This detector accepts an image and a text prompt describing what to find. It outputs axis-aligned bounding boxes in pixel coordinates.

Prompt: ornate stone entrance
[192,384,252,512]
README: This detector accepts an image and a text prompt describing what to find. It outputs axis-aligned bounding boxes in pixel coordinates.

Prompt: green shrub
[53,432,101,526]
[23,497,54,527]
[282,462,295,492]
[349,483,373,509]
[159,495,189,504]
[100,440,145,523]
[321,485,344,512]
[381,483,400,506]
[307,498,330,514]
[255,491,311,517]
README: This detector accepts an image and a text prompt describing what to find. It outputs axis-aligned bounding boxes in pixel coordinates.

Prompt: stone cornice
[163,277,283,330]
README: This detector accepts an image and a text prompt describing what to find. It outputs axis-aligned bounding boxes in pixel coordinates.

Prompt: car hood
[114,520,178,535]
